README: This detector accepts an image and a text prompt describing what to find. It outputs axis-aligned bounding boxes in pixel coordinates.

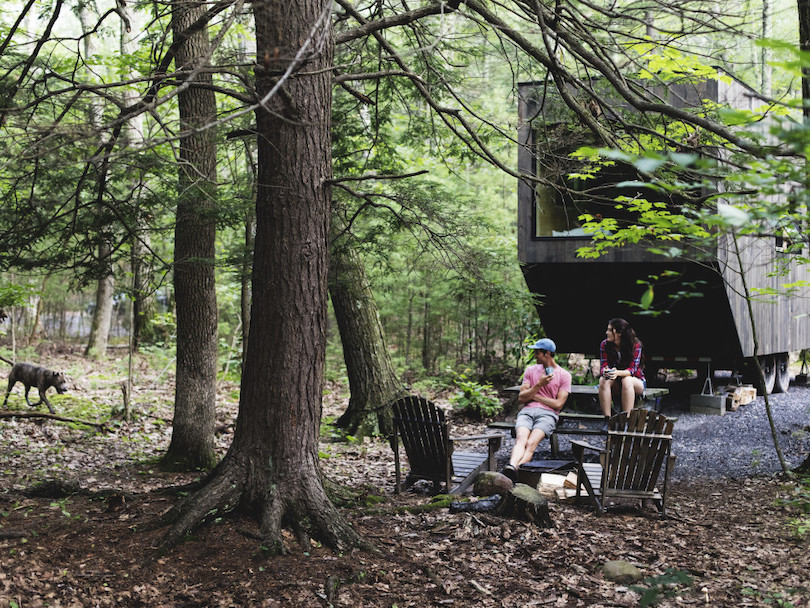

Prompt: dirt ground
[0,349,808,607]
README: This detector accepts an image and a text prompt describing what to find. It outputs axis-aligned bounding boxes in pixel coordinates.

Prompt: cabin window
[532,159,677,239]
[533,179,583,237]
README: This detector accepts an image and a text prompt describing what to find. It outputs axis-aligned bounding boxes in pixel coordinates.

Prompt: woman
[598,317,645,420]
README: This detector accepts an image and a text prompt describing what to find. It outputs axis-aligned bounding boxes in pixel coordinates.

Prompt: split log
[495,483,552,527]
[449,494,502,514]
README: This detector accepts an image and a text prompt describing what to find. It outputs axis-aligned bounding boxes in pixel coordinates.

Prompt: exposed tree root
[154,462,242,548]
[153,458,375,555]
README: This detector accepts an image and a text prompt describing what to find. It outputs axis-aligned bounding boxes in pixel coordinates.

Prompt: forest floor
[0,346,809,607]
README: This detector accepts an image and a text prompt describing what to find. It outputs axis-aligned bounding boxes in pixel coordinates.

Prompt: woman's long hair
[605,317,643,371]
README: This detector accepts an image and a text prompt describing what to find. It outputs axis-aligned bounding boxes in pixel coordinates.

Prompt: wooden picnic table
[503,384,669,411]
[493,384,671,457]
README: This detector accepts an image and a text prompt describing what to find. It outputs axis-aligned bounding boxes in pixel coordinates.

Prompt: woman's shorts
[515,407,558,437]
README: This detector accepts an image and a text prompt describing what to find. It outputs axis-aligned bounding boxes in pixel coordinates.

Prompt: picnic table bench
[490,384,670,457]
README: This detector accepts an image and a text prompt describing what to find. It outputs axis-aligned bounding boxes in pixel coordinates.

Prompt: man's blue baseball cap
[528,338,556,353]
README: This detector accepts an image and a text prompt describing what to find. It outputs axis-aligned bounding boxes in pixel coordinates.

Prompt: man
[501,338,571,482]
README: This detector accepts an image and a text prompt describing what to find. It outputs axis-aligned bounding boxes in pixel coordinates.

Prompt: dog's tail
[0,354,13,366]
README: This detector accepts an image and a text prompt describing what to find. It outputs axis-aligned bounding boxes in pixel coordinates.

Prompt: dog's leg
[23,385,34,407]
[41,393,55,414]
[30,389,44,407]
[3,375,16,407]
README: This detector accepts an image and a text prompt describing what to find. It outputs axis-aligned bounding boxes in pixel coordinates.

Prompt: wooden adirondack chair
[571,409,675,517]
[390,395,502,495]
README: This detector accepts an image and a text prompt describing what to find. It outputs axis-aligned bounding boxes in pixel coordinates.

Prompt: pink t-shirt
[521,363,572,415]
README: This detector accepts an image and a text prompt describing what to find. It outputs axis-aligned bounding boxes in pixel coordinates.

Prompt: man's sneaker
[501,464,518,483]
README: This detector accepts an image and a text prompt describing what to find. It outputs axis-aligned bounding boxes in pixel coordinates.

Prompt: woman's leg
[598,376,615,416]
[620,376,645,412]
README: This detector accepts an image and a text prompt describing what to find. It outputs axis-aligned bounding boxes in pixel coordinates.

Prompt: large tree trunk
[159,0,364,553]
[161,0,219,471]
[330,216,405,437]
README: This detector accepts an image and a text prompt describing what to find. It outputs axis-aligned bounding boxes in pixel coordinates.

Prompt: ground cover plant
[0,346,808,607]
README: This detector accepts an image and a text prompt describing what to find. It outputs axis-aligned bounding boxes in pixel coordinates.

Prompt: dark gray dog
[0,355,68,414]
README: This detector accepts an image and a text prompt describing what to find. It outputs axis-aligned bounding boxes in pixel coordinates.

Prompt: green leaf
[634,156,666,174]
[717,202,750,227]
[614,180,655,190]
[640,286,654,310]
[669,152,698,167]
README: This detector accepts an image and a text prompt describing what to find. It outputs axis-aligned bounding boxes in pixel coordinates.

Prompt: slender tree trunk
[120,0,150,353]
[159,0,365,553]
[161,0,219,471]
[796,0,810,473]
[28,275,49,343]
[421,293,431,372]
[405,288,414,367]
[761,0,772,97]
[731,233,791,475]
[330,216,406,437]
[801,0,810,120]
[84,255,115,358]
[80,5,115,360]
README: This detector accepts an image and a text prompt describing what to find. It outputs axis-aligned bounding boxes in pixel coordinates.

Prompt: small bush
[630,568,693,607]
[449,373,501,420]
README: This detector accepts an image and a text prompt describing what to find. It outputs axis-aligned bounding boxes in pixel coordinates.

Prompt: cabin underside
[521,258,744,371]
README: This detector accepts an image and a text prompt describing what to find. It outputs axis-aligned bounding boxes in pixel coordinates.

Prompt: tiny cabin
[516,77,810,393]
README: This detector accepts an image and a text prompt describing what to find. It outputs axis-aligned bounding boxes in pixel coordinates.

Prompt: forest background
[3,0,807,419]
[2,0,810,604]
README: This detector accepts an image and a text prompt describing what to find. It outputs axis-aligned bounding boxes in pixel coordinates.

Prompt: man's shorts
[515,407,558,437]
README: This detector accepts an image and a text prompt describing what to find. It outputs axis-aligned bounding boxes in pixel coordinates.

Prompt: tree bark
[801,0,810,121]
[330,215,406,437]
[161,0,219,471]
[159,0,365,553]
[241,203,255,371]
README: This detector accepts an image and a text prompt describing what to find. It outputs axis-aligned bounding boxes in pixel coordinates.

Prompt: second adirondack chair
[390,395,502,495]
[571,409,675,517]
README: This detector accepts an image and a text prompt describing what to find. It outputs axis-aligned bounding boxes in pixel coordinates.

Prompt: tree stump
[495,483,552,527]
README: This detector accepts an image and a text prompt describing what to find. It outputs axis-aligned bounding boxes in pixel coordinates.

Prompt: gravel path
[497,384,810,480]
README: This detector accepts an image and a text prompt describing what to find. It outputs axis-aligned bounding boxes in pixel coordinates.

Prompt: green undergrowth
[778,475,810,540]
